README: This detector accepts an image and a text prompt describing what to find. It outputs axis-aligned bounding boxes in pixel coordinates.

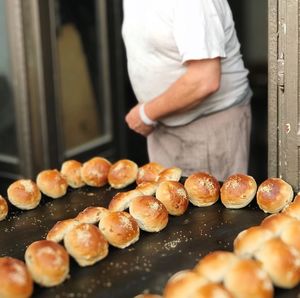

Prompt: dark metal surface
[0,182,299,298]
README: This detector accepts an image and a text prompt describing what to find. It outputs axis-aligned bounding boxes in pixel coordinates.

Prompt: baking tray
[0,181,299,298]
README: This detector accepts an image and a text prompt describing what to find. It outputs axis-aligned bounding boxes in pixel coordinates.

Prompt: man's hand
[125,104,155,136]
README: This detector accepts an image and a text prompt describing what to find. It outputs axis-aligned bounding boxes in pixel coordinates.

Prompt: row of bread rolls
[0,154,295,220]
[136,193,300,297]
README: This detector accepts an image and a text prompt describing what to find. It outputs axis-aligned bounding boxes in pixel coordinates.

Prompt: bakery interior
[1,0,299,298]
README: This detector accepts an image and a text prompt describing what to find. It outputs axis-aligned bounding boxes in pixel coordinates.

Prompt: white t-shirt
[122,0,252,126]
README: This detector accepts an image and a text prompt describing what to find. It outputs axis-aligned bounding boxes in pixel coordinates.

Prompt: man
[122,0,252,181]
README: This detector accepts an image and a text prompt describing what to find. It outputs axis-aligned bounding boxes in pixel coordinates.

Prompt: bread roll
[163,270,208,298]
[25,240,69,287]
[99,211,140,249]
[194,283,234,298]
[108,189,143,212]
[256,177,294,213]
[224,259,273,298]
[0,195,8,221]
[282,194,300,220]
[155,181,189,216]
[80,156,111,187]
[194,251,238,283]
[136,181,159,196]
[46,218,80,243]
[220,173,257,209]
[136,162,165,185]
[108,159,138,189]
[64,223,109,267]
[75,206,109,224]
[0,257,33,298]
[7,179,41,210]
[254,238,300,289]
[60,160,85,188]
[129,195,168,232]
[157,167,182,183]
[260,213,297,236]
[233,226,274,258]
[184,172,220,207]
[280,221,300,252]
[36,169,68,199]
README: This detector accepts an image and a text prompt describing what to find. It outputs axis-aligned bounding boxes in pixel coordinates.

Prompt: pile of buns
[137,193,300,297]
[0,155,299,297]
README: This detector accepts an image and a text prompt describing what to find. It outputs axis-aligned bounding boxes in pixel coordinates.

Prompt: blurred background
[0,0,267,183]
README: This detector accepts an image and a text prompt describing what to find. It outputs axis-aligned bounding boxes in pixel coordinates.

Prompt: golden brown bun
[157,167,182,183]
[108,189,143,212]
[155,181,189,216]
[254,238,300,289]
[280,221,300,252]
[256,178,294,213]
[25,240,69,287]
[194,283,234,298]
[46,218,80,243]
[220,173,257,209]
[7,179,41,210]
[163,270,208,298]
[108,159,138,189]
[282,194,300,220]
[75,206,109,224]
[0,257,33,298]
[129,195,168,232]
[136,162,165,185]
[36,169,68,199]
[80,157,111,187]
[136,181,159,196]
[98,211,139,249]
[184,172,220,207]
[64,223,109,267]
[224,259,273,298]
[134,295,162,298]
[60,160,85,188]
[194,251,238,283]
[233,226,274,258]
[0,195,8,221]
[260,213,297,236]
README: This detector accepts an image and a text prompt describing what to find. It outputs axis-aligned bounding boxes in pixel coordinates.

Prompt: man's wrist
[139,103,158,126]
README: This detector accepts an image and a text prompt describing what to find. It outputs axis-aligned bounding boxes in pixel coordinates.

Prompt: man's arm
[125,58,221,136]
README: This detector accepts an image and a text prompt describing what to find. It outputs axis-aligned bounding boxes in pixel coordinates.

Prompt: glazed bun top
[36,169,68,199]
[157,167,182,183]
[75,206,109,224]
[7,179,42,210]
[136,162,165,185]
[256,177,294,213]
[260,213,297,236]
[108,159,138,189]
[60,160,85,188]
[99,211,140,249]
[233,225,274,258]
[254,238,300,289]
[129,195,169,232]
[24,240,69,287]
[155,181,189,216]
[220,173,257,209]
[223,259,273,298]
[194,250,238,283]
[184,172,220,207]
[163,270,208,298]
[80,157,111,187]
[282,195,300,220]
[0,256,33,298]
